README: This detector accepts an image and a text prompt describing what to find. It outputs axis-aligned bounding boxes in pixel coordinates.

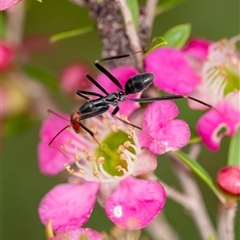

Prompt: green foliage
[228,128,240,166]
[0,12,6,38]
[4,114,34,136]
[21,63,59,91]
[146,36,168,53]
[174,150,226,203]
[126,0,139,32]
[156,0,184,15]
[163,24,191,48]
[49,25,94,43]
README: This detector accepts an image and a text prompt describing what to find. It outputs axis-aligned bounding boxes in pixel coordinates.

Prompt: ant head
[125,72,154,95]
[70,112,81,133]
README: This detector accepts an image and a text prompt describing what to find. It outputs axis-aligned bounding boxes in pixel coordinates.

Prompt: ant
[49,51,213,149]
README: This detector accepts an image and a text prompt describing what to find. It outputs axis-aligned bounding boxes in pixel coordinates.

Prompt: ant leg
[94,49,145,90]
[75,89,104,99]
[78,106,110,146]
[47,109,69,121]
[48,124,71,159]
[85,74,109,95]
[111,106,156,141]
[79,122,101,147]
[126,95,213,109]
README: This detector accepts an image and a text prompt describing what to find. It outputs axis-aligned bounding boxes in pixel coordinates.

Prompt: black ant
[49,51,213,149]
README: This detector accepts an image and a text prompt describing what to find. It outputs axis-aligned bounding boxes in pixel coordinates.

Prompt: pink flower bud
[0,0,23,10]
[0,41,14,72]
[60,63,93,95]
[217,166,240,197]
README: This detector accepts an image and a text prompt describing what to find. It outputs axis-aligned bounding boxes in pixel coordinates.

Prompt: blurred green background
[2,0,239,239]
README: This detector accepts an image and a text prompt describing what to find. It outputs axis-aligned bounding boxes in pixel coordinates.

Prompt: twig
[146,213,180,240]
[145,0,159,37]
[117,0,143,70]
[217,201,237,240]
[169,144,218,240]
[6,1,25,46]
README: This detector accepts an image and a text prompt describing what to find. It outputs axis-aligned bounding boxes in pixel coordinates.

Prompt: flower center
[95,130,135,176]
[63,114,141,183]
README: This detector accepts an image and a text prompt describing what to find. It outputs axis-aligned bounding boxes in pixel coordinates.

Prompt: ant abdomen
[125,72,154,95]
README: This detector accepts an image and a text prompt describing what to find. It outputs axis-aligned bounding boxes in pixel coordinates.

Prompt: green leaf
[126,0,139,32]
[146,36,168,53]
[224,69,240,94]
[228,128,240,166]
[4,114,34,136]
[156,0,183,15]
[49,25,94,43]
[21,64,59,91]
[0,12,6,38]
[174,151,226,203]
[163,24,191,48]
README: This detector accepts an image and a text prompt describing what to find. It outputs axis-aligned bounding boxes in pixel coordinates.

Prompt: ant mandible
[49,51,212,147]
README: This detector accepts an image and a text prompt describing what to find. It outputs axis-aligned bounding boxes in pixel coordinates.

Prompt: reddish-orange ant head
[70,112,82,134]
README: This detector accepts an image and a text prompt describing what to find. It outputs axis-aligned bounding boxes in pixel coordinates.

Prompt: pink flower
[182,38,212,60]
[60,62,93,95]
[39,183,99,233]
[139,101,190,154]
[38,111,168,232]
[0,0,23,11]
[0,41,14,72]
[144,47,201,95]
[217,166,240,197]
[91,66,140,116]
[191,35,240,151]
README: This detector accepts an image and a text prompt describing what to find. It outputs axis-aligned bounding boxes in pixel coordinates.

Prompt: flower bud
[0,41,14,73]
[217,166,240,197]
[59,62,93,95]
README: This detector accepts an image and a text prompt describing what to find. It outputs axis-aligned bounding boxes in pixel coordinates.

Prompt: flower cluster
[145,35,240,151]
[38,66,191,235]
[38,35,239,237]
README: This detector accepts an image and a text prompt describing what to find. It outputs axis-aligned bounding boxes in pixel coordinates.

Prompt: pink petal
[38,112,75,176]
[54,228,103,240]
[0,41,14,72]
[92,66,140,116]
[217,166,240,197]
[139,101,190,154]
[196,101,240,151]
[60,62,93,95]
[105,176,166,230]
[38,183,99,233]
[0,0,22,10]
[132,148,157,176]
[182,38,212,60]
[145,47,201,95]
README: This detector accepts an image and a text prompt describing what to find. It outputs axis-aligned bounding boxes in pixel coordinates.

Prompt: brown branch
[217,201,238,240]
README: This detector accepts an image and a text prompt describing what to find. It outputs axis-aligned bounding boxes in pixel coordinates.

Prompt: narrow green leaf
[49,25,94,43]
[163,24,191,48]
[146,36,168,53]
[126,0,139,32]
[174,151,226,203]
[0,12,6,38]
[21,64,58,91]
[156,0,183,15]
[228,128,240,166]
